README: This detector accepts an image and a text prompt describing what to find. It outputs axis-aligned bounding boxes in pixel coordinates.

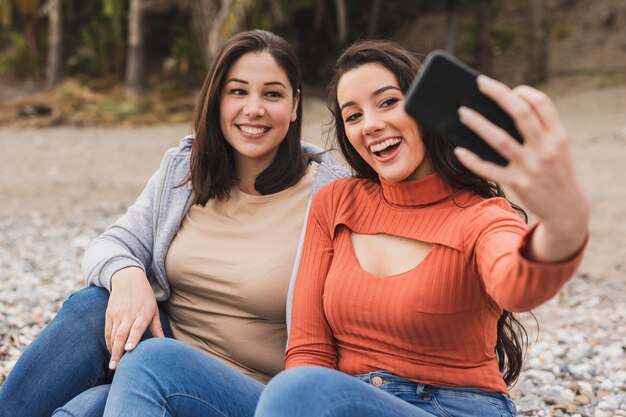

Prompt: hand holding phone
[404,50,523,166]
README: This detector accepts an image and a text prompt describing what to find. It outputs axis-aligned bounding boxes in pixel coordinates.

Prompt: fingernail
[458,106,471,119]
[125,343,133,351]
[454,147,469,158]
[109,360,117,370]
[477,75,495,88]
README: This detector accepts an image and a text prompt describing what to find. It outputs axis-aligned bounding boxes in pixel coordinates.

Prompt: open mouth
[238,125,270,135]
[369,138,402,158]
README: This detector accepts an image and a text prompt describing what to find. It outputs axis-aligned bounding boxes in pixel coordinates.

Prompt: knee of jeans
[267,367,337,400]
[257,367,342,416]
[117,337,180,372]
[52,385,110,417]
[63,286,109,316]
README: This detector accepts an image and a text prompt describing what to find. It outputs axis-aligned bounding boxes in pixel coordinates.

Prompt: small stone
[598,399,619,410]
[575,394,590,405]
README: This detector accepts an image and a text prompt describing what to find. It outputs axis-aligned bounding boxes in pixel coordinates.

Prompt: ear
[291,89,300,122]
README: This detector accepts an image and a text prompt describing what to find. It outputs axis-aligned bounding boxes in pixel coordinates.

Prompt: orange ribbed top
[286,173,584,394]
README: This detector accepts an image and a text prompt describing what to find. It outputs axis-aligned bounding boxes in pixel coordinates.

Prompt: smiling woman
[337,62,432,182]
[219,51,300,193]
[0,30,349,417]
[254,39,589,417]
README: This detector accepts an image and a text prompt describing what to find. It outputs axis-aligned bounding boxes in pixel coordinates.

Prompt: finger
[476,75,545,146]
[124,316,148,352]
[149,312,165,338]
[109,322,131,370]
[513,85,568,139]
[458,106,524,163]
[454,147,511,184]
[104,312,112,353]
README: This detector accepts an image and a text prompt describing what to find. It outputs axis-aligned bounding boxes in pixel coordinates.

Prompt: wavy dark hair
[188,29,309,203]
[327,39,530,387]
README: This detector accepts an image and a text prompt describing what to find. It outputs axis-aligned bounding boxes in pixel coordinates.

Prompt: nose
[362,113,385,136]
[243,97,266,118]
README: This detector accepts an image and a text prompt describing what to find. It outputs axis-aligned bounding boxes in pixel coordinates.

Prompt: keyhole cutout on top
[350,232,433,277]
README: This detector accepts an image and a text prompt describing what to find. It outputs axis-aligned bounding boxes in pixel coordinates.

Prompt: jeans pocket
[430,390,514,417]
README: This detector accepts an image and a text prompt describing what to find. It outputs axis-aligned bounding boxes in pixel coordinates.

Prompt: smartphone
[404,49,523,166]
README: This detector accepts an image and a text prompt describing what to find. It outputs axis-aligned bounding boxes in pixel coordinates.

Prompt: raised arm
[456,76,589,264]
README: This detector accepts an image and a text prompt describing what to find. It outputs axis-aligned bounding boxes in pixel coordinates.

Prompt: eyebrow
[339,85,401,111]
[225,78,287,89]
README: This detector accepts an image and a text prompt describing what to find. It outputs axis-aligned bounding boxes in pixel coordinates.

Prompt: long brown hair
[189,30,309,203]
[327,39,530,387]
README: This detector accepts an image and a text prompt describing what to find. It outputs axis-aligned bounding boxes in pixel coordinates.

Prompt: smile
[238,125,270,135]
[369,137,402,156]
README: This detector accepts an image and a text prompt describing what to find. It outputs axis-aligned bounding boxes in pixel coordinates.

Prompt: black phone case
[404,50,523,166]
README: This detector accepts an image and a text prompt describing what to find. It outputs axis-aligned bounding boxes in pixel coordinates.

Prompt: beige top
[164,162,319,383]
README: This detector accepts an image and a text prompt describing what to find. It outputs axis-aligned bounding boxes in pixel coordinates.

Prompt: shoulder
[314,177,375,203]
[301,142,352,194]
[311,177,377,219]
[157,134,194,172]
[167,134,194,160]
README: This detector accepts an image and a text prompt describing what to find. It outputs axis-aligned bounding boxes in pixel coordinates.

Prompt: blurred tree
[125,0,144,95]
[189,0,218,68]
[333,0,347,44]
[189,0,255,69]
[444,0,459,53]
[0,0,12,29]
[45,0,63,88]
[207,0,254,65]
[473,0,493,73]
[526,0,547,85]
[367,0,383,36]
[16,0,42,55]
[103,0,125,75]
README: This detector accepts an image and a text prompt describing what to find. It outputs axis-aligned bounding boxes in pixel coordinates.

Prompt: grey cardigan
[82,135,350,321]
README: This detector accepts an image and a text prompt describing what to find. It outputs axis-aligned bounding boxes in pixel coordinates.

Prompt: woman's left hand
[455,75,589,262]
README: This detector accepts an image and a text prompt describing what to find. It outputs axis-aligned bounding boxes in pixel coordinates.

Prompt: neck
[235,155,272,196]
[379,173,454,207]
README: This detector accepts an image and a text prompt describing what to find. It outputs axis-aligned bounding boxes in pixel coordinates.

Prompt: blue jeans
[255,367,517,417]
[0,286,171,417]
[100,337,264,417]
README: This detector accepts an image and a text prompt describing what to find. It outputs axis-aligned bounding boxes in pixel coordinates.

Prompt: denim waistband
[352,370,508,400]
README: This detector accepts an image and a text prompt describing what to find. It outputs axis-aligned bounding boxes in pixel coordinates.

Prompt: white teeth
[239,125,267,135]
[370,138,401,153]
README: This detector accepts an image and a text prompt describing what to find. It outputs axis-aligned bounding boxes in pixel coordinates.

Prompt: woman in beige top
[0,30,349,417]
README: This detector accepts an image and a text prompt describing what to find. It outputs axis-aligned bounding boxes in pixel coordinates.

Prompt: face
[220,51,299,174]
[337,63,433,182]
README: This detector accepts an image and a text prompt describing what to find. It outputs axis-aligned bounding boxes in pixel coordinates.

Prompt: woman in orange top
[254,40,589,417]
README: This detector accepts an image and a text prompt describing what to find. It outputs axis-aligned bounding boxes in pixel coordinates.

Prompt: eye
[380,97,400,108]
[264,91,283,99]
[229,88,246,96]
[344,112,362,123]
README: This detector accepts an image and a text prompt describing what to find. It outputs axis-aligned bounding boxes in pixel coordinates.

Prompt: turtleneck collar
[379,173,454,207]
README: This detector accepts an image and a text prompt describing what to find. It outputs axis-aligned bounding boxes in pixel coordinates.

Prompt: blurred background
[0,0,625,125]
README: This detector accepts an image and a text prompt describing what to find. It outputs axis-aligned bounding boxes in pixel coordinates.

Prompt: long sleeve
[81,146,177,292]
[472,204,586,312]
[285,184,338,369]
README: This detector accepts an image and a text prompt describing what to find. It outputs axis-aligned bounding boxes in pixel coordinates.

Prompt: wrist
[111,266,145,291]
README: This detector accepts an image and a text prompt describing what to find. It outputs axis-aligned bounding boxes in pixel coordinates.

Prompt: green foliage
[490,23,515,55]
[69,19,122,78]
[0,0,12,28]
[462,20,478,55]
[103,0,124,40]
[63,0,128,79]
[0,31,40,79]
